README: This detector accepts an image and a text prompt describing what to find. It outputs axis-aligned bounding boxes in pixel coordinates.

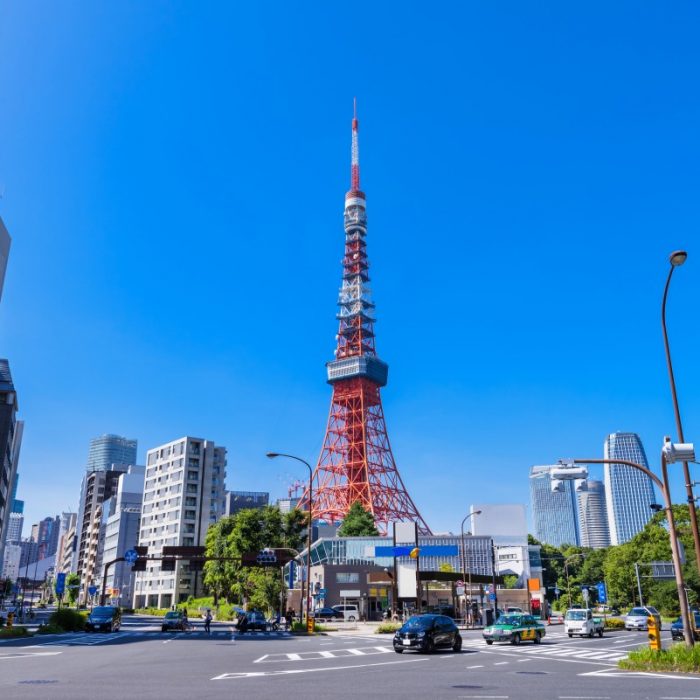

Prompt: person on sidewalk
[204,609,212,634]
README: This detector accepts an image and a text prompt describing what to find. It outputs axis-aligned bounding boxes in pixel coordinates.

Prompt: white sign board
[339,590,361,598]
[397,562,417,598]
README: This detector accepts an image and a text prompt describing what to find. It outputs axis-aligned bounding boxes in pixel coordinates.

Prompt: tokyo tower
[299,103,431,536]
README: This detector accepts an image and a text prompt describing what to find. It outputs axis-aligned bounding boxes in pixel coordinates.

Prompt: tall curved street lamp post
[266,453,313,628]
[460,509,482,627]
[661,250,700,575]
[560,440,695,646]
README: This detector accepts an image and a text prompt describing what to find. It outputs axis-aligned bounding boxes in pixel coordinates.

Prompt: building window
[185,510,196,520]
[336,572,360,584]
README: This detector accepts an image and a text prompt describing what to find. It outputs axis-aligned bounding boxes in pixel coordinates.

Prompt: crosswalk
[460,637,630,663]
[255,645,393,663]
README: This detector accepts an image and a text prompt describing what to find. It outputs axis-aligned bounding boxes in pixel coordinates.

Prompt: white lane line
[211,657,429,680]
[559,697,611,699]
[493,661,509,665]
[253,654,269,664]
[579,668,700,680]
[0,651,62,659]
[456,696,508,699]
[466,665,484,669]
[286,653,302,661]
[517,659,531,662]
[480,650,618,667]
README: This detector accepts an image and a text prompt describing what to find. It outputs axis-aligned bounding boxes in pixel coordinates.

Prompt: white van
[332,604,359,622]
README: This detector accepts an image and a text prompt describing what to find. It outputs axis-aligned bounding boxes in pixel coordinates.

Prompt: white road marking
[0,651,62,659]
[466,665,484,669]
[211,657,429,680]
[493,661,509,665]
[579,668,700,681]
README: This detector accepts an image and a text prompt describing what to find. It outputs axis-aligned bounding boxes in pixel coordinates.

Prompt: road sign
[288,560,296,588]
[554,587,560,597]
[124,549,139,564]
[596,582,607,603]
[88,585,97,597]
[581,587,589,601]
[488,593,495,601]
[55,572,66,595]
[456,586,465,596]
[317,588,327,597]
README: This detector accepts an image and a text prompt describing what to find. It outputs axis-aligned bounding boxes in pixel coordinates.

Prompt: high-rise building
[73,433,137,592]
[604,432,656,545]
[529,465,580,547]
[0,361,20,570]
[55,512,77,574]
[134,437,226,608]
[86,434,137,473]
[101,465,145,607]
[5,511,23,543]
[577,480,611,549]
[0,217,11,304]
[224,490,269,516]
[276,497,299,514]
[76,465,130,601]
[1,542,20,580]
[33,515,61,560]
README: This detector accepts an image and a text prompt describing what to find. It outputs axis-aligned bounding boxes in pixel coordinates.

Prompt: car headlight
[416,631,425,637]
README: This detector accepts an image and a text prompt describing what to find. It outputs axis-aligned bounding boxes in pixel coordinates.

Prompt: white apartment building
[133,437,226,609]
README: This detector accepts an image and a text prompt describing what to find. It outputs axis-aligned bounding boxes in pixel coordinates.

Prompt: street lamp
[267,452,313,629]
[559,439,695,647]
[460,509,482,627]
[661,250,700,576]
[563,553,585,609]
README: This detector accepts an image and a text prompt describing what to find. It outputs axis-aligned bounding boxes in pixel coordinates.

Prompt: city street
[0,615,697,699]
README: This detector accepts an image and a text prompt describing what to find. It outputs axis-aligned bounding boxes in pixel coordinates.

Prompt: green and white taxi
[483,613,546,645]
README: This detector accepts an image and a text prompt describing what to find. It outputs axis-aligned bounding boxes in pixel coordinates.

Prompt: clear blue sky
[2,2,699,536]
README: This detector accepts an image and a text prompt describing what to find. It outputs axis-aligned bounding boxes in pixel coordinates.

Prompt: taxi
[483,613,546,645]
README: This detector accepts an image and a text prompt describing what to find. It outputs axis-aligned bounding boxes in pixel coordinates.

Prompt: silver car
[625,606,659,630]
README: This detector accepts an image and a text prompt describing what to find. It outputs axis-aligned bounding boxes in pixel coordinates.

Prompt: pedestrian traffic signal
[648,615,662,651]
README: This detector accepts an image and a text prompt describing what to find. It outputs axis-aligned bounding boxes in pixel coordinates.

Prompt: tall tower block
[300,104,430,535]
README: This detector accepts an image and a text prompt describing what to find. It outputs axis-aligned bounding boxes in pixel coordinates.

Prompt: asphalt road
[0,616,697,699]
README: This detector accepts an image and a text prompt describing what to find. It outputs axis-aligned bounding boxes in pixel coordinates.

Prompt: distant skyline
[2,3,700,534]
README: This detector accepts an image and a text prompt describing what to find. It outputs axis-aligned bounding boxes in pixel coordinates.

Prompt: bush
[376,622,401,634]
[620,644,700,673]
[49,608,86,632]
[35,623,65,635]
[0,626,30,638]
[604,618,625,630]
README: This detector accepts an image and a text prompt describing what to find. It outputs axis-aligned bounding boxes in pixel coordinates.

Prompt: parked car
[312,607,342,621]
[625,606,660,631]
[483,614,546,645]
[671,612,700,641]
[161,610,188,632]
[85,606,121,633]
[332,604,359,622]
[549,612,565,624]
[393,614,462,653]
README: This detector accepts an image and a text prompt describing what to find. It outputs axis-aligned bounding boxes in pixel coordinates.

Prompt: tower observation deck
[299,103,431,536]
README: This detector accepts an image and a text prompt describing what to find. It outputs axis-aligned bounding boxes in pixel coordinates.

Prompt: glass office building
[529,465,580,547]
[86,434,137,472]
[604,432,656,545]
[577,480,611,549]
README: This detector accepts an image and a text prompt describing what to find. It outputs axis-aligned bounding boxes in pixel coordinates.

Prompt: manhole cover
[18,680,58,685]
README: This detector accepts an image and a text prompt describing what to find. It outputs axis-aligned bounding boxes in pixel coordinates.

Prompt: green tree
[65,573,80,606]
[337,502,379,537]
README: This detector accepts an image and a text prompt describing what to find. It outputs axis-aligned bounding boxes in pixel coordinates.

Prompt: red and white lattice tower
[299,102,431,536]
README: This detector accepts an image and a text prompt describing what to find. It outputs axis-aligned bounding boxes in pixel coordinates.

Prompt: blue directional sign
[554,587,560,597]
[318,588,327,597]
[88,585,97,597]
[488,593,496,601]
[55,572,66,595]
[124,549,139,564]
[374,545,459,558]
[596,582,607,604]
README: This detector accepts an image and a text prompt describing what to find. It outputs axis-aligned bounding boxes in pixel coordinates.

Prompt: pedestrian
[285,608,294,631]
[204,609,212,634]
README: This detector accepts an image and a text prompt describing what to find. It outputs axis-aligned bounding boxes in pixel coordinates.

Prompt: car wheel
[394,647,404,654]
[485,640,493,645]
[453,636,462,652]
[533,632,541,644]
[511,633,521,646]
[567,633,573,638]
[588,630,594,638]
[161,627,166,632]
[598,629,604,638]
[423,638,435,653]
[347,615,356,622]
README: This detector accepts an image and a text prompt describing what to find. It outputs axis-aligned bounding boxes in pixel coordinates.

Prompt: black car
[393,614,462,654]
[671,612,700,641]
[85,606,121,632]
[238,610,267,632]
[161,610,188,632]
[312,607,342,621]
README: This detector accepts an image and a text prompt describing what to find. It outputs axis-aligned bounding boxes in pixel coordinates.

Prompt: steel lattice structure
[299,103,431,536]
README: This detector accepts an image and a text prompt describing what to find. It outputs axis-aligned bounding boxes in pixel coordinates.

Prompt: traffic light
[161,558,176,572]
[131,559,147,572]
[648,615,662,651]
